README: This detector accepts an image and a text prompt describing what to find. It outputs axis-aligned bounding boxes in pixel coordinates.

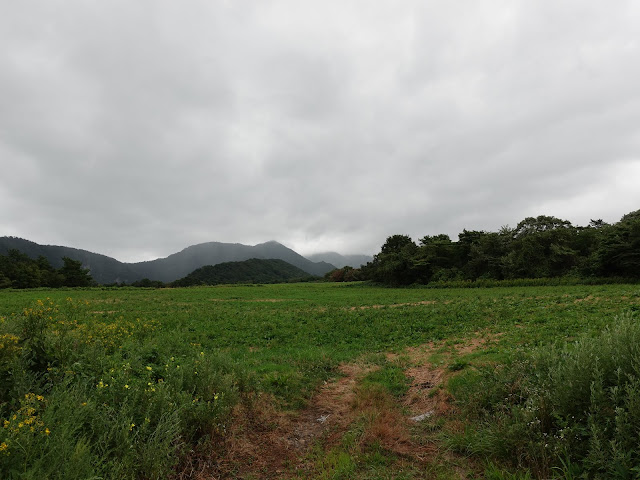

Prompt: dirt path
[207,364,380,478]
[201,337,491,479]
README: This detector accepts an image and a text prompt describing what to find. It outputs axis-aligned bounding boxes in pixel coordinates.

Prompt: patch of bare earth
[401,336,494,422]
[203,363,376,479]
[200,336,492,479]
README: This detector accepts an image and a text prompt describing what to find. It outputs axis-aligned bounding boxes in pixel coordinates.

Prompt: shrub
[450,311,640,478]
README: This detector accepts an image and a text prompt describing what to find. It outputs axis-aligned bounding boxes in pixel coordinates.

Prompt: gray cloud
[2,1,640,262]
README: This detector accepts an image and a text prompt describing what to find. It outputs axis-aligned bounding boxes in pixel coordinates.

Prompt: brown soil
[204,363,377,479]
[198,336,488,479]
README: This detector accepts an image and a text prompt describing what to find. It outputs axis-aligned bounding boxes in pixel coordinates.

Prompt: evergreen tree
[60,257,93,287]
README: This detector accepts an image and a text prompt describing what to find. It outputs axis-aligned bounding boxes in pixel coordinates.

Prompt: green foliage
[450,312,640,478]
[0,237,334,284]
[0,237,139,285]
[0,251,92,289]
[0,298,249,479]
[361,364,410,397]
[1,283,639,477]
[364,209,640,285]
[325,266,363,282]
[129,278,166,288]
[363,235,418,285]
[60,257,93,287]
[171,258,315,287]
[597,209,640,277]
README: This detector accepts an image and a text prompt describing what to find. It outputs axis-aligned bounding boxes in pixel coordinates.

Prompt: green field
[1,283,639,478]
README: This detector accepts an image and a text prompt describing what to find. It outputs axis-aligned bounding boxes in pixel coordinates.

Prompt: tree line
[329,210,640,285]
[0,250,93,288]
[0,252,318,289]
[3,209,639,288]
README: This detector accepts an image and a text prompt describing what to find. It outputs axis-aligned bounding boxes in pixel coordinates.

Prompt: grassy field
[1,283,639,479]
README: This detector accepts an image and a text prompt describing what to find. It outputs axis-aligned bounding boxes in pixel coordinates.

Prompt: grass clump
[0,298,250,479]
[450,311,640,478]
[361,364,410,398]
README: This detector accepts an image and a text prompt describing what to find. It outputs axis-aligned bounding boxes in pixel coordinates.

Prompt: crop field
[1,283,639,479]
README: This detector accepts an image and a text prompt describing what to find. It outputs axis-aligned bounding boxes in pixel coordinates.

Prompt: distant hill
[306,252,372,268]
[129,240,335,282]
[0,237,336,284]
[0,237,139,284]
[172,258,313,287]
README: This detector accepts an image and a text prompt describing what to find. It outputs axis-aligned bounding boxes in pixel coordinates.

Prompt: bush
[450,311,640,478]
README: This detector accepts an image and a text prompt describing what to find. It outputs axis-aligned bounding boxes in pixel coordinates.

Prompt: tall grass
[0,298,251,479]
[450,311,640,478]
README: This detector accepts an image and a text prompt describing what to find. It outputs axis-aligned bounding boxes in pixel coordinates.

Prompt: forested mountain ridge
[172,258,313,287]
[0,238,335,285]
[306,252,373,268]
[129,241,334,281]
[4,208,638,288]
[0,237,137,285]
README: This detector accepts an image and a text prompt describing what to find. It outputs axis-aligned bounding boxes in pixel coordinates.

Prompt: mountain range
[306,252,372,268]
[0,237,339,284]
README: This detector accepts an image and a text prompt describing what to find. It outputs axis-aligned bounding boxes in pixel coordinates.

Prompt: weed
[451,312,640,478]
[1,282,638,478]
[361,364,410,398]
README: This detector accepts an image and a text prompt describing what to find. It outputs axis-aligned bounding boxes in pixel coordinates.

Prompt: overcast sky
[2,1,640,262]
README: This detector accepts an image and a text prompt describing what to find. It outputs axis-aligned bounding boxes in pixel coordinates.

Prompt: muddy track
[202,337,492,479]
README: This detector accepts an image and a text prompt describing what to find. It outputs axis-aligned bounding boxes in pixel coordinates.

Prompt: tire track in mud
[205,336,494,479]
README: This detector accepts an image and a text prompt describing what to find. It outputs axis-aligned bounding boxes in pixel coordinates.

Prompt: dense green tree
[504,216,579,278]
[464,231,511,280]
[59,257,93,287]
[414,234,461,282]
[380,234,416,254]
[172,258,312,287]
[363,209,639,285]
[0,249,42,288]
[36,255,64,287]
[363,235,418,285]
[514,215,573,238]
[596,210,640,278]
[0,251,92,288]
